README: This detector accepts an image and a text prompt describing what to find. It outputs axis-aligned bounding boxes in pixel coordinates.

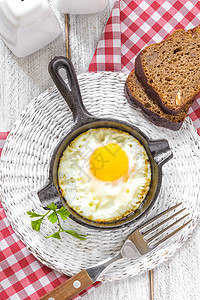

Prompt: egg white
[58,128,151,222]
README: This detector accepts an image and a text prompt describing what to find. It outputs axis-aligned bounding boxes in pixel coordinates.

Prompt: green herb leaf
[31,219,43,231]
[47,211,58,224]
[27,210,43,218]
[46,232,61,239]
[57,207,71,220]
[47,202,57,211]
[27,203,86,241]
[65,230,87,241]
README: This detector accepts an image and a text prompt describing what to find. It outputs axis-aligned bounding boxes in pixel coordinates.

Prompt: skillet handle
[149,139,173,166]
[48,56,93,125]
[37,182,62,209]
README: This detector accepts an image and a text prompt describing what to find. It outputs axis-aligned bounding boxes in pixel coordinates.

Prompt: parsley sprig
[27,202,86,240]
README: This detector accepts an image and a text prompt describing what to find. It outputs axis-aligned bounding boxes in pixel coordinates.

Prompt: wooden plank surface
[68,0,115,74]
[0,1,199,300]
[0,13,66,130]
[153,225,200,300]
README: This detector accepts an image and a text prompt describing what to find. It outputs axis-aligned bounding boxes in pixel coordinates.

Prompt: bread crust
[135,53,171,112]
[124,81,184,131]
[135,27,200,115]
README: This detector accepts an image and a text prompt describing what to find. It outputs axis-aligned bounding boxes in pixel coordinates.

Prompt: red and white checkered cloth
[89,0,200,135]
[1,1,200,299]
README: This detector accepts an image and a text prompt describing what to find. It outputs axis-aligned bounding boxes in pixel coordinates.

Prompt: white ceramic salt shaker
[54,0,108,14]
[0,0,62,57]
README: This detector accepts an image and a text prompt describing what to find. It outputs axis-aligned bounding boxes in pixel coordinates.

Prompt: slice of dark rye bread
[125,71,190,131]
[135,26,200,115]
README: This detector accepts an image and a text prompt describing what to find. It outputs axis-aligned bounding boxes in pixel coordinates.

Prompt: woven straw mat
[0,72,200,281]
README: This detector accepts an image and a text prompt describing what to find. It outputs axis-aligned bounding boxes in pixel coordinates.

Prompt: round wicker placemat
[0,72,200,281]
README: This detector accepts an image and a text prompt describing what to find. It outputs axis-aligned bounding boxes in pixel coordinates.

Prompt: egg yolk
[90,143,129,182]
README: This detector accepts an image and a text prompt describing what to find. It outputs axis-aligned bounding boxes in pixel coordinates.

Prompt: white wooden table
[0,1,199,299]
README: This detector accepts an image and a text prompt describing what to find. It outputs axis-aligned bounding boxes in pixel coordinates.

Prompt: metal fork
[40,203,191,300]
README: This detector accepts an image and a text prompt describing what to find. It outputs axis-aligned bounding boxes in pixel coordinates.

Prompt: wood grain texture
[65,15,70,58]
[0,13,66,130]
[149,270,154,300]
[39,270,93,300]
[85,274,150,300]
[0,0,199,299]
[153,223,200,300]
[69,0,116,74]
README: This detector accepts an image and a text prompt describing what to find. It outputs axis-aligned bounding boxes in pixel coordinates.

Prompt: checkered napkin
[1,1,200,299]
[89,0,200,135]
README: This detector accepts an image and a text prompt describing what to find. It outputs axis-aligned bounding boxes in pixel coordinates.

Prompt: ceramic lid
[0,0,49,27]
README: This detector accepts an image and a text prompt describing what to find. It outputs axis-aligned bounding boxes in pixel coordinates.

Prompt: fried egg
[58,128,151,222]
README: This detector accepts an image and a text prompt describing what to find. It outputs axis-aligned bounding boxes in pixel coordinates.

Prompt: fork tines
[140,203,192,248]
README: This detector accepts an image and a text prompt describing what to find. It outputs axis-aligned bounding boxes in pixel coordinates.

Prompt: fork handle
[39,270,93,300]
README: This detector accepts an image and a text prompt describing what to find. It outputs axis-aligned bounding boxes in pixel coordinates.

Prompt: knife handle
[39,270,94,300]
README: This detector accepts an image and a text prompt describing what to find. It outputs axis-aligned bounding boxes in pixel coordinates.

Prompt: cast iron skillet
[37,56,173,229]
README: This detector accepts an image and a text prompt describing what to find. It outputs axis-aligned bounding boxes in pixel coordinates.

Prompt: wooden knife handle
[39,270,94,300]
